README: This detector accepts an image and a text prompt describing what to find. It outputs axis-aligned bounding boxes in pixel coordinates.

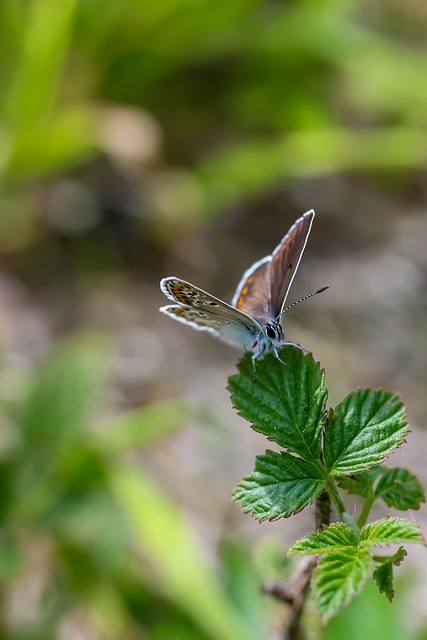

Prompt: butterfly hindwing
[160,305,257,348]
[231,256,272,322]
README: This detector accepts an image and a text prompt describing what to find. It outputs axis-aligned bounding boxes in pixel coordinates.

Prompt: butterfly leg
[273,346,287,366]
[281,341,311,354]
[251,354,258,382]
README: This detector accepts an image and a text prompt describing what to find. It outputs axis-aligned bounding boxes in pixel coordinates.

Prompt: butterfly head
[247,319,285,360]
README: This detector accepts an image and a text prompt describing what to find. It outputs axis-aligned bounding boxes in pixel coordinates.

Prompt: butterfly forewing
[269,210,314,317]
[160,278,261,332]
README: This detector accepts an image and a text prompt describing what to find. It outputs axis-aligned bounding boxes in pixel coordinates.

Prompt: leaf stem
[357,494,376,528]
[324,475,360,534]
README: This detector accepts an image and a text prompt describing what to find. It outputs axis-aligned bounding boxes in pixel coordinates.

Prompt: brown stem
[263,491,331,639]
[315,490,331,530]
[263,557,317,640]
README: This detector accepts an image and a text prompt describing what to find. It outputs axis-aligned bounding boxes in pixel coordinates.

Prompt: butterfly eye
[266,324,276,339]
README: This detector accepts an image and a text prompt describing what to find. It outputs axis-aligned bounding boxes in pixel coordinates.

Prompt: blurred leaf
[6,106,97,178]
[374,467,425,511]
[338,467,383,499]
[99,400,190,454]
[234,449,324,521]
[324,389,409,475]
[4,0,78,126]
[218,541,272,637]
[339,466,425,513]
[323,579,407,640]
[228,348,327,461]
[198,127,427,212]
[18,337,105,451]
[110,465,255,640]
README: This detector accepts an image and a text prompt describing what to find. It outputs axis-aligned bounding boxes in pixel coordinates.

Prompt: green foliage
[0,336,264,640]
[324,389,409,475]
[339,467,425,511]
[289,518,424,619]
[314,547,372,620]
[228,347,326,459]
[373,548,407,602]
[229,347,424,621]
[234,450,325,521]
[3,0,427,244]
[323,578,409,640]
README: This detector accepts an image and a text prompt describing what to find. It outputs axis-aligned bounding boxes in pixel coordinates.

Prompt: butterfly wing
[231,210,314,322]
[269,209,314,317]
[160,305,257,348]
[160,277,261,348]
[231,256,272,322]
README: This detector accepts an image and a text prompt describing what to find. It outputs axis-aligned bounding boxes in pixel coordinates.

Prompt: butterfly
[160,209,327,364]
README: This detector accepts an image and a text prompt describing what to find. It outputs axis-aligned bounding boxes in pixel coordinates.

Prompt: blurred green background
[1,0,427,638]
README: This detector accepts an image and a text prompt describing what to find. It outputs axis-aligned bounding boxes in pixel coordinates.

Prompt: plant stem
[264,558,317,640]
[324,475,359,534]
[357,494,375,528]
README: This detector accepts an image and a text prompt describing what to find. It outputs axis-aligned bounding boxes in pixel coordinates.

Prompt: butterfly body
[160,210,322,362]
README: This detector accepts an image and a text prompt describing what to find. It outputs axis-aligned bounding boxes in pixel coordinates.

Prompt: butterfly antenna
[278,286,329,320]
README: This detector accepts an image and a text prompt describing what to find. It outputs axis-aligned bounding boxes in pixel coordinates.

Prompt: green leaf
[373,547,407,602]
[5,0,78,126]
[360,517,425,547]
[289,523,358,555]
[314,547,372,620]
[374,467,425,510]
[339,467,425,512]
[228,348,327,462]
[19,337,105,452]
[233,450,325,522]
[98,400,190,454]
[324,389,409,475]
[338,467,383,498]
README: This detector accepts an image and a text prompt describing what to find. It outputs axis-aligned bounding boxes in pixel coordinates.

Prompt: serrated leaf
[314,547,372,620]
[390,546,407,566]
[338,467,383,498]
[233,449,325,521]
[374,467,425,510]
[373,559,394,601]
[228,348,327,462]
[360,517,425,547]
[373,547,406,602]
[324,389,409,475]
[289,523,358,555]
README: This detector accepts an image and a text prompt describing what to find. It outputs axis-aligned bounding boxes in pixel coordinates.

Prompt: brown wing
[160,277,261,332]
[269,210,314,318]
[231,256,272,323]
